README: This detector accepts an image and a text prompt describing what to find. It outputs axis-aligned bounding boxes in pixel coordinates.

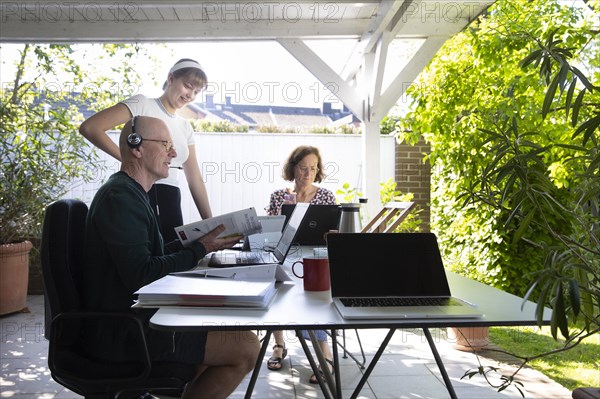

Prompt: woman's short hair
[163,58,207,91]
[282,145,326,183]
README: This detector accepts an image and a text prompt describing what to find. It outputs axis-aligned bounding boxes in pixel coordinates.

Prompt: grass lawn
[489,326,600,391]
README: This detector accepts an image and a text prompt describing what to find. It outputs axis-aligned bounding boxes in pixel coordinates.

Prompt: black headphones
[127,116,143,148]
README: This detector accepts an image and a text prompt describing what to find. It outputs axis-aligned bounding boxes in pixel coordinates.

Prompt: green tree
[398,0,598,299]
[397,0,599,390]
[1,43,157,245]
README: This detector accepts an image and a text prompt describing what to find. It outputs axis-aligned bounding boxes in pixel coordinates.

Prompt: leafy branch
[462,327,599,396]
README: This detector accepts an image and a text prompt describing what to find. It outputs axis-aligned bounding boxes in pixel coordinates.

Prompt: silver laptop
[209,203,309,267]
[327,233,483,319]
[242,215,286,251]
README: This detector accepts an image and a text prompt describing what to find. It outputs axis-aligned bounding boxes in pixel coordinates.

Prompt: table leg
[244,330,271,399]
[423,328,458,399]
[330,329,342,399]
[348,328,396,399]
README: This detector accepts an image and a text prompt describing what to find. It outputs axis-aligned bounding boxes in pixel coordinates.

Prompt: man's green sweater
[81,172,207,361]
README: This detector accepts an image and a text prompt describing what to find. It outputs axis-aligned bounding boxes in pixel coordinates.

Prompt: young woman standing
[80,59,212,242]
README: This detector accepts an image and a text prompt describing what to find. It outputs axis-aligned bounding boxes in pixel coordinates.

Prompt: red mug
[292,257,330,291]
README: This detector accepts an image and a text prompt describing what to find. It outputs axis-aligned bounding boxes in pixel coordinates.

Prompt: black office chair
[41,199,186,398]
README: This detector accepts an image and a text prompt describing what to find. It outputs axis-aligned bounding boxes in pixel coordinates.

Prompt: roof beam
[0,1,492,43]
[366,31,394,123]
[371,35,447,119]
[340,0,405,81]
[277,38,365,121]
[0,19,368,43]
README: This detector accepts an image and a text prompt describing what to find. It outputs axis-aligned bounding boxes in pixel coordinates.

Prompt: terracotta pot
[0,241,32,315]
[447,327,489,352]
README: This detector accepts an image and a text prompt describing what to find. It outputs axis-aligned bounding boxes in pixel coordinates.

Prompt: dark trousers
[148,184,183,244]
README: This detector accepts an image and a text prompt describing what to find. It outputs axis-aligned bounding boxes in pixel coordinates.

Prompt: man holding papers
[81,116,259,399]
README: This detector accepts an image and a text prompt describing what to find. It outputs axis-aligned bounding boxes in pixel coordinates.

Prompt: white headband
[169,60,204,74]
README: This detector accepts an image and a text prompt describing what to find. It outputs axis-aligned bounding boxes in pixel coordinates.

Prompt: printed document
[175,207,262,247]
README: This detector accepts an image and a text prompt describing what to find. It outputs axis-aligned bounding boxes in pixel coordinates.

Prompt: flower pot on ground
[0,241,32,315]
[447,326,489,352]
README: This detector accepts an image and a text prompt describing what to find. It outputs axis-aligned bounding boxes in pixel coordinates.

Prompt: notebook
[326,233,483,320]
[242,215,286,251]
[281,204,341,245]
[208,203,309,267]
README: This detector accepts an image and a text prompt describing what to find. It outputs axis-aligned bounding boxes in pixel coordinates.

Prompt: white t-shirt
[122,94,194,187]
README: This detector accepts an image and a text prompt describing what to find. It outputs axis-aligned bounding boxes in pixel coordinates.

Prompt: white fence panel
[65,132,396,223]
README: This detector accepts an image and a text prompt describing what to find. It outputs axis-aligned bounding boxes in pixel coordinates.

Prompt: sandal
[309,358,334,384]
[266,344,288,371]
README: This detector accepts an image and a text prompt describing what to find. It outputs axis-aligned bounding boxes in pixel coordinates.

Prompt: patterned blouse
[266,187,337,216]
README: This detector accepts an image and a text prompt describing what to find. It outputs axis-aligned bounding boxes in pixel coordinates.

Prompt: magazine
[174,207,262,247]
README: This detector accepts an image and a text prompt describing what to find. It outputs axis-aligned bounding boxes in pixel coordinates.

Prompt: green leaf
[542,72,561,118]
[571,88,586,127]
[536,282,551,327]
[552,283,570,339]
[519,49,543,68]
[571,66,596,91]
[564,77,576,118]
[522,280,538,307]
[575,114,600,146]
[568,278,580,318]
[557,62,570,93]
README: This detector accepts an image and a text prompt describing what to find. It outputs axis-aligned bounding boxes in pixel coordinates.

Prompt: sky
[167,40,354,108]
[0,40,359,109]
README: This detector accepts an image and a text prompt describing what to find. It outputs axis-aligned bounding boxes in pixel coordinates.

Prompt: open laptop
[241,215,286,251]
[327,233,483,319]
[208,203,309,267]
[281,204,341,245]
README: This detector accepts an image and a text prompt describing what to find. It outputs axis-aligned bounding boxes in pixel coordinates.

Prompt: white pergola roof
[0,0,494,211]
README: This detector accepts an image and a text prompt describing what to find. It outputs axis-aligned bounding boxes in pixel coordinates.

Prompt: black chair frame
[42,199,185,399]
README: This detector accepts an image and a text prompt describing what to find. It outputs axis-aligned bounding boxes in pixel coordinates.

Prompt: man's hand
[198,225,242,253]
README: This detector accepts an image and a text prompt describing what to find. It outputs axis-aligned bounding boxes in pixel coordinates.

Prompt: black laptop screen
[281,204,341,245]
[326,233,452,298]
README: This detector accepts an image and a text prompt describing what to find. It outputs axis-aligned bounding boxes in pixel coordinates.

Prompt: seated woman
[265,145,336,384]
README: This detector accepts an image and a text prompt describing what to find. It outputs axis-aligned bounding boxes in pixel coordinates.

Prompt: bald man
[81,116,259,398]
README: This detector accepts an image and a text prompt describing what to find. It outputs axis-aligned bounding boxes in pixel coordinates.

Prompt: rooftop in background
[182,95,359,131]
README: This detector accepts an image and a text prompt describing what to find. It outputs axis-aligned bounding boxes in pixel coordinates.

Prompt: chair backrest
[361,201,415,233]
[41,199,88,338]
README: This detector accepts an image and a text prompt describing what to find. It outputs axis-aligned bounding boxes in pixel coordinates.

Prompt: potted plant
[447,326,489,352]
[0,101,100,314]
[0,45,102,314]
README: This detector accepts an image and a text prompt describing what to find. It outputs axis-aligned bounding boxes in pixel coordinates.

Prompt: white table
[150,252,551,399]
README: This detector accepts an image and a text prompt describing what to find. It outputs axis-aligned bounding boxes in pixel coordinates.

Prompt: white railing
[66,131,396,222]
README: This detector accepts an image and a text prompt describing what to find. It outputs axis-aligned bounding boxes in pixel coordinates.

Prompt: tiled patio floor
[1,295,573,399]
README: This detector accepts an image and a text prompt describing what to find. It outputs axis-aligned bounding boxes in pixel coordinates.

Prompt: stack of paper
[134,274,277,309]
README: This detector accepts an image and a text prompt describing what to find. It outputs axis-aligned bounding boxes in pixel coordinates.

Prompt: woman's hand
[283,189,296,204]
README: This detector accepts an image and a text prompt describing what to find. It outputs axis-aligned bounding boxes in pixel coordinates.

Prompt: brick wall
[395,138,431,231]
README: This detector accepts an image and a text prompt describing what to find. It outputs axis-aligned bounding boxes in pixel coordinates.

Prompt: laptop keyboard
[236,252,267,264]
[340,297,461,307]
